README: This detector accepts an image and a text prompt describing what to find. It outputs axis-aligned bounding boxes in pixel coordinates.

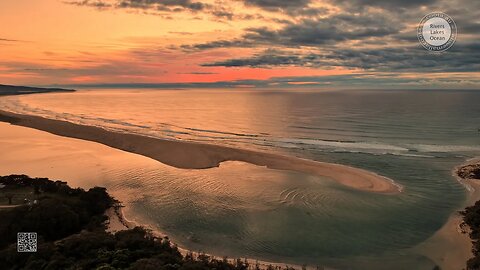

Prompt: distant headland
[0,84,75,96]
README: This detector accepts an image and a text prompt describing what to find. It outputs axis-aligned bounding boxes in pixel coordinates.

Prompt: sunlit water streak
[1,89,479,269]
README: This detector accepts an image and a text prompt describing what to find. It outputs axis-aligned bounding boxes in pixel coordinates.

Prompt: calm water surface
[1,89,479,269]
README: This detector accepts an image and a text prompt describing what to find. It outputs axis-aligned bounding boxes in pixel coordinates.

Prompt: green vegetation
[459,164,480,270]
[461,201,480,270]
[0,175,115,250]
[0,175,293,270]
[457,164,480,180]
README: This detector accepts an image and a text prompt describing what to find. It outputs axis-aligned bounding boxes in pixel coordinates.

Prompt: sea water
[1,89,479,269]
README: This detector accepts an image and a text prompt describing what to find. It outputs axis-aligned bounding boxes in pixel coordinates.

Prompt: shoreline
[1,87,477,269]
[105,205,321,270]
[0,111,361,269]
[414,158,480,270]
[0,109,401,194]
[105,203,137,233]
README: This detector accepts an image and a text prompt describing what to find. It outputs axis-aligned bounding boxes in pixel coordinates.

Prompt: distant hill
[0,84,75,96]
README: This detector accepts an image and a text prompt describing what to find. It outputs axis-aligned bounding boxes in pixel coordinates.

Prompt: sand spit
[0,110,400,194]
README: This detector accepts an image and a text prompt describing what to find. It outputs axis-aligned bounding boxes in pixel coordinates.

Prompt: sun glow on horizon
[0,0,478,89]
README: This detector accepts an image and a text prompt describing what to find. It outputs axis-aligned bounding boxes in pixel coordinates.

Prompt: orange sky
[0,0,478,88]
[0,0,348,85]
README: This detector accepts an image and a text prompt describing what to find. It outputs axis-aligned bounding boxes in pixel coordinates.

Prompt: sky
[0,0,479,89]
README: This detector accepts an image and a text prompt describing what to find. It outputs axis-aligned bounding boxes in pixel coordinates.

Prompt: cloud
[180,0,480,78]
[168,31,194,35]
[332,0,439,10]
[201,49,306,67]
[183,13,400,51]
[116,0,208,11]
[26,0,480,89]
[65,0,209,13]
[67,0,323,17]
[65,0,252,20]
[182,39,253,50]
[51,73,480,90]
[0,38,22,42]
[245,15,398,46]
[1,60,166,79]
[243,0,311,9]
[65,0,112,9]
[201,42,480,73]
[176,72,219,74]
[241,0,311,14]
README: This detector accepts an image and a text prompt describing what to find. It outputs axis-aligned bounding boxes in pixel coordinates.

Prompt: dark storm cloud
[241,0,311,13]
[183,0,480,75]
[251,15,398,46]
[66,0,267,20]
[177,0,480,51]
[202,43,480,73]
[183,13,398,50]
[332,0,438,10]
[240,0,330,17]
[64,0,480,82]
[461,22,480,34]
[201,49,306,67]
[65,0,209,13]
[243,0,310,9]
[326,43,480,72]
[182,39,254,50]
[116,0,208,11]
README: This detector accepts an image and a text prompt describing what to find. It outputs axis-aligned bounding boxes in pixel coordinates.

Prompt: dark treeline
[0,175,297,270]
[458,164,480,180]
[462,201,480,270]
[0,175,114,250]
[459,164,480,270]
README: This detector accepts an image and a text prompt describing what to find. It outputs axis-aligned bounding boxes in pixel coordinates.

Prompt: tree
[33,183,41,195]
[5,193,14,205]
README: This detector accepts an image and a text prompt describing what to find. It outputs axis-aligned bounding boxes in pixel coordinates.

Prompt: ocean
[1,88,479,269]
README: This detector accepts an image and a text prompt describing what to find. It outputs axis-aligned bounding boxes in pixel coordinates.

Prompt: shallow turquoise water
[1,89,479,269]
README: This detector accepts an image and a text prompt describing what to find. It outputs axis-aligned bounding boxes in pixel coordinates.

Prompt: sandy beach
[0,120,321,269]
[0,115,394,266]
[104,199,323,270]
[0,101,475,269]
[413,158,480,270]
[0,109,400,194]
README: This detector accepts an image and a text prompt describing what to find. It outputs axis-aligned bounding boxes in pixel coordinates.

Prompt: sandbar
[0,109,401,194]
